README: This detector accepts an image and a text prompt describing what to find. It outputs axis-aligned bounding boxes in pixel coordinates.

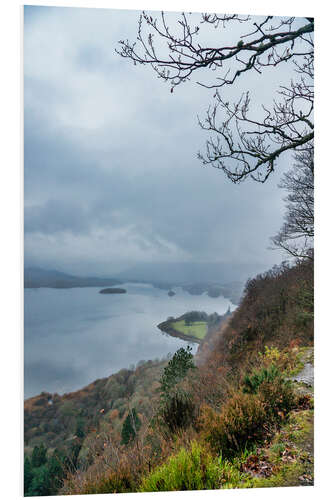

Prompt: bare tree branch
[271,143,314,259]
[117,13,314,183]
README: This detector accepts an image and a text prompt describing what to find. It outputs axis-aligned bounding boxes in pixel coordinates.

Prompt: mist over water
[24,283,234,399]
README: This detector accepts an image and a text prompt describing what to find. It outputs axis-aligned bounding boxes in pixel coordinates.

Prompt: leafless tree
[117,13,314,183]
[271,143,314,259]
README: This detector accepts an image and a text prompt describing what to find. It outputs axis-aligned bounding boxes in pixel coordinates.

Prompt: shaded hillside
[217,259,313,368]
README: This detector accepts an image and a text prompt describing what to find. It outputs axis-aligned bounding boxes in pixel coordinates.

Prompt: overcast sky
[24,5,299,276]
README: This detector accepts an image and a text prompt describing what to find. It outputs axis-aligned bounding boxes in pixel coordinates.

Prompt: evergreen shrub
[140,441,220,491]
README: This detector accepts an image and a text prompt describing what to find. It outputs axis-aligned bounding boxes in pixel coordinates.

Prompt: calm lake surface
[24,283,234,399]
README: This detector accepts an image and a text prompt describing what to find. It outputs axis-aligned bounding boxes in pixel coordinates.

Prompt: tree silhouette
[271,142,314,259]
[117,13,313,183]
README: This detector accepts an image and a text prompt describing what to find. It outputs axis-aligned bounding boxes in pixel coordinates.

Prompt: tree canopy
[117,13,314,183]
[121,408,142,445]
[159,346,195,394]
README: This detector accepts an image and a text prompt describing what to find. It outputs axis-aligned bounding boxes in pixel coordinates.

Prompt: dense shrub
[159,389,197,434]
[24,457,33,495]
[201,373,296,458]
[31,443,47,468]
[64,465,135,495]
[243,364,280,394]
[201,393,268,458]
[75,470,134,494]
[28,465,51,496]
[140,441,220,492]
[259,377,295,420]
[62,450,145,495]
[189,357,230,411]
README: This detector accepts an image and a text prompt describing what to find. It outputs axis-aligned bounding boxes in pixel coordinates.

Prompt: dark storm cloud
[24,6,291,275]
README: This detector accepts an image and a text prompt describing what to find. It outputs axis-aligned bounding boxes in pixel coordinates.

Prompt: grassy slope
[171,320,207,340]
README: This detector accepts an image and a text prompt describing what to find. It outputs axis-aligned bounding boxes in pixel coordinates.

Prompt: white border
[1,1,331,499]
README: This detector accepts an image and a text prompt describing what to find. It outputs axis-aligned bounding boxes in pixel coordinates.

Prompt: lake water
[24,283,235,399]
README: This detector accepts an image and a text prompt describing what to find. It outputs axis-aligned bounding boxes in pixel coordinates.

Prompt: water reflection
[24,283,234,398]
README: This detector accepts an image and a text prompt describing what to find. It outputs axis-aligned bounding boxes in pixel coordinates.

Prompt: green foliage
[31,443,47,468]
[294,284,314,328]
[75,416,86,439]
[259,377,295,420]
[218,449,254,489]
[171,320,207,340]
[243,364,279,394]
[158,347,197,433]
[47,449,66,494]
[121,408,142,445]
[28,464,51,496]
[160,346,195,394]
[140,441,220,491]
[25,445,68,496]
[159,389,197,434]
[24,457,33,495]
[68,440,82,471]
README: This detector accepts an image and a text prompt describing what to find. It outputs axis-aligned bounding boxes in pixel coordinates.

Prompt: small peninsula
[157,310,230,344]
[99,288,127,294]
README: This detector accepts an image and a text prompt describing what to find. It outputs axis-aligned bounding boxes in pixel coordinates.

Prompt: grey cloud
[24,6,290,276]
[25,199,91,235]
[76,45,108,72]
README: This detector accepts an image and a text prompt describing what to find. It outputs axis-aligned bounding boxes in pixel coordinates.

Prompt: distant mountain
[114,261,265,285]
[24,267,122,289]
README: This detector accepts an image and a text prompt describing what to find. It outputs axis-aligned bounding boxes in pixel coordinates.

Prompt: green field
[170,320,207,340]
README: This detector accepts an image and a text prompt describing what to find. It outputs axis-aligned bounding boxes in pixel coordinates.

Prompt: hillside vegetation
[24,258,313,496]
